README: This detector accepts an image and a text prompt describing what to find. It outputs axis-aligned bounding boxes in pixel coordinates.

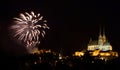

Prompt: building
[74,28,118,61]
[87,29,112,51]
[87,28,118,60]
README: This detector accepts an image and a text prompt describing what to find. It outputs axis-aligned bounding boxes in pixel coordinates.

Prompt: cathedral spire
[89,37,92,44]
[103,27,105,35]
[103,27,106,43]
[98,26,103,45]
[99,26,102,38]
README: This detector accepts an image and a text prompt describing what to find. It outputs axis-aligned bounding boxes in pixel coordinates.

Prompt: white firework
[10,11,49,49]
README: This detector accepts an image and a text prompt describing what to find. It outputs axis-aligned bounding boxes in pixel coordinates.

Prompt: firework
[10,11,49,49]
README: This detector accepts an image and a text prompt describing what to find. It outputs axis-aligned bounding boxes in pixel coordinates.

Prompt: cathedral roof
[88,40,98,45]
[88,40,111,45]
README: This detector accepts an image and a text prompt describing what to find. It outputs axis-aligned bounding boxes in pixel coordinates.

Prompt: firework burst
[10,11,49,49]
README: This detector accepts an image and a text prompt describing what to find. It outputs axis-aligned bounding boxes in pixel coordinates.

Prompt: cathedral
[74,28,118,60]
[87,29,112,51]
[86,28,118,59]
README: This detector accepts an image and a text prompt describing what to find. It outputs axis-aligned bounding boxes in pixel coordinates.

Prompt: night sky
[0,0,120,56]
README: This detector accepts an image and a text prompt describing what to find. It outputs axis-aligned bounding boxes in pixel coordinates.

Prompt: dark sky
[0,0,120,56]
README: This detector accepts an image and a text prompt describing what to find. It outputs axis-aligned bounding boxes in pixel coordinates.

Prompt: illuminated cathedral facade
[87,29,112,51]
[73,28,118,60]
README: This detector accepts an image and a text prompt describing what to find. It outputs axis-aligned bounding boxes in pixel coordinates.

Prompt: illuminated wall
[88,44,112,51]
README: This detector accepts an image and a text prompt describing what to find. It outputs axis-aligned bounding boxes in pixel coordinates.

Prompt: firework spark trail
[10,11,50,49]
